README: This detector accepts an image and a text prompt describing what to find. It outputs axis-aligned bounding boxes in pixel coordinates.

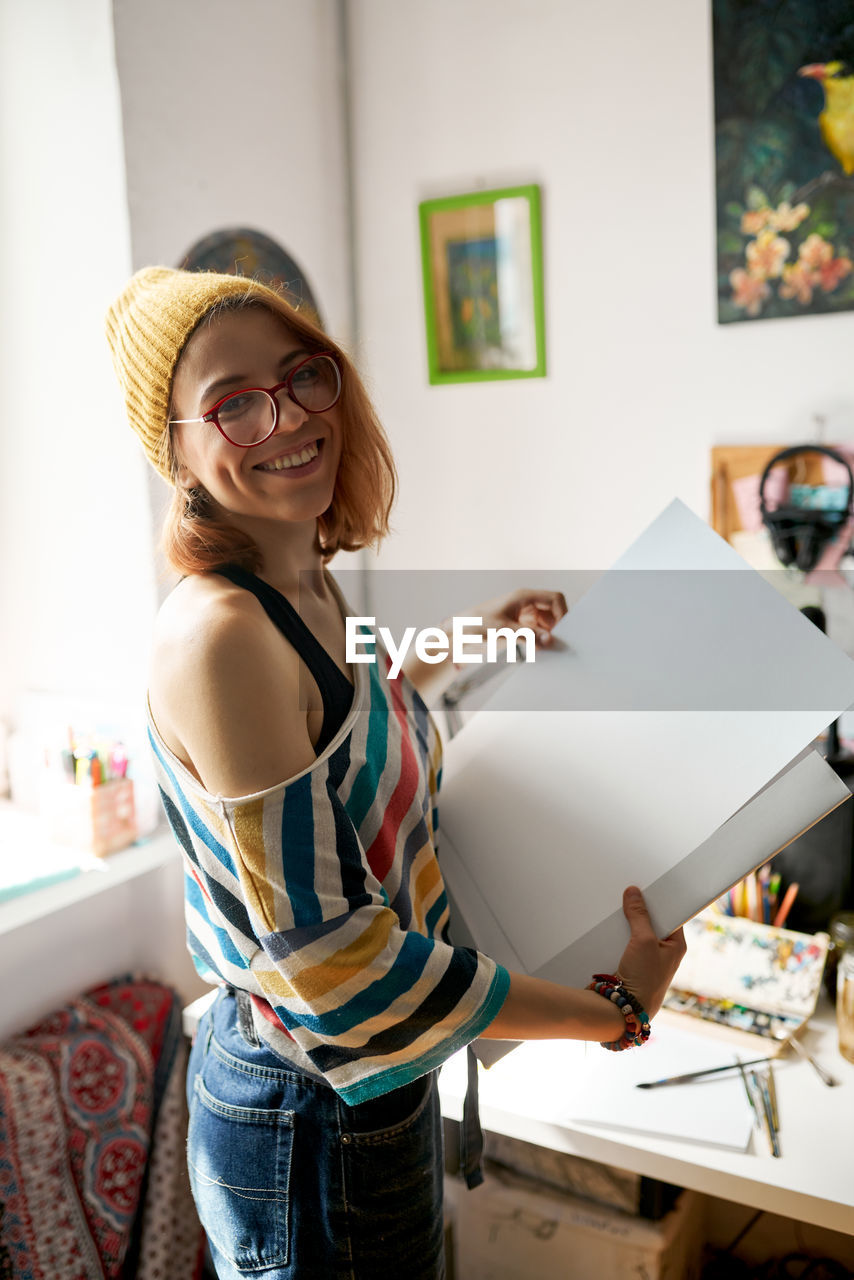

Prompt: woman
[105,267,685,1279]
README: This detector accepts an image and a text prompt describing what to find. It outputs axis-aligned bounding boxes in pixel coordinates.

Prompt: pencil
[754,1068,780,1157]
[745,1069,773,1155]
[746,873,758,922]
[737,1060,758,1128]
[759,864,771,924]
[773,882,799,929]
[766,1061,779,1132]
[769,873,781,915]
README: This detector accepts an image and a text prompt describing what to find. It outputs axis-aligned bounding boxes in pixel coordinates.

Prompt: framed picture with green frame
[418,184,546,384]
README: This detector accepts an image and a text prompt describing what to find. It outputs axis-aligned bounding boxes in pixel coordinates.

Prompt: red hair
[160,293,397,575]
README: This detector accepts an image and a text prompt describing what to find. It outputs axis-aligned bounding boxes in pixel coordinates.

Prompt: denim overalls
[186,989,446,1279]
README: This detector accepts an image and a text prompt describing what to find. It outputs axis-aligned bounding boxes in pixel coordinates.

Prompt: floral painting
[714,0,854,323]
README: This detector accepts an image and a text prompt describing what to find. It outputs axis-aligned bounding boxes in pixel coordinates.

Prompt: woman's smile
[253,437,324,474]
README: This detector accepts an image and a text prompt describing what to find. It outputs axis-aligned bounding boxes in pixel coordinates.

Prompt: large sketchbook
[439,500,854,995]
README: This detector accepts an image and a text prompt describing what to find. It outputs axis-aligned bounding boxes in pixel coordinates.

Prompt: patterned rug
[0,976,205,1279]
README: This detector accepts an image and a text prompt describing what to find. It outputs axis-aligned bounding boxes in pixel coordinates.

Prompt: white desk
[439,1004,854,1237]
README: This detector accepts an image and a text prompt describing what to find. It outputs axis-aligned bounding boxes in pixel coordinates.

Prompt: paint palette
[662,912,829,1049]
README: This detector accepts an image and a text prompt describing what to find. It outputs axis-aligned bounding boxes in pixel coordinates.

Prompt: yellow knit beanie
[105,266,296,484]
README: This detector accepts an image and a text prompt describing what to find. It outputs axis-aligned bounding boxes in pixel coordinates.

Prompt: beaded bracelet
[587,972,651,1051]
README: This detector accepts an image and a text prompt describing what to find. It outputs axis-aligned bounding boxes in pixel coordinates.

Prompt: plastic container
[824,912,854,1003]
[838,950,854,1065]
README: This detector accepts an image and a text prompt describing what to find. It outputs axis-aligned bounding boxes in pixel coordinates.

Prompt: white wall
[0,841,207,1040]
[0,0,156,726]
[347,0,854,573]
[111,0,358,591]
[112,0,350,335]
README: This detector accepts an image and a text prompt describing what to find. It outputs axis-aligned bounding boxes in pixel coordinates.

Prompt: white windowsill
[0,812,179,936]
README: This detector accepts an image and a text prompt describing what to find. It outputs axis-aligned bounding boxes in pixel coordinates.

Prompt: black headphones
[759,444,854,573]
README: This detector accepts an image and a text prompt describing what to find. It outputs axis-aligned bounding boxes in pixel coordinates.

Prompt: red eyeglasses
[169,351,343,448]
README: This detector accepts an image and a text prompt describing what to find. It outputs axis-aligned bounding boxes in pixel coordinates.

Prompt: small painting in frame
[419,184,546,384]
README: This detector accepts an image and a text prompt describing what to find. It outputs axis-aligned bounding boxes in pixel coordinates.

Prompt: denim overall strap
[460,1044,484,1189]
[228,987,261,1048]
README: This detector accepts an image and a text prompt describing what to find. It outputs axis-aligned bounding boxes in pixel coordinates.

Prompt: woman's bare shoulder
[151,574,271,695]
[149,573,315,794]
[153,572,261,649]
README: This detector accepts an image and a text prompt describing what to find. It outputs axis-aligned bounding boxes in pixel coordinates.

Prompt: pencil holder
[43,778,138,857]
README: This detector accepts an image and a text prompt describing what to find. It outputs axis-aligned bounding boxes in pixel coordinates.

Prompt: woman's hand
[480,887,685,1044]
[401,586,568,703]
[473,587,568,648]
[615,886,687,1019]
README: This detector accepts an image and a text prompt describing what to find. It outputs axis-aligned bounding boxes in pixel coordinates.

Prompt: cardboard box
[483,1129,678,1218]
[453,1166,703,1280]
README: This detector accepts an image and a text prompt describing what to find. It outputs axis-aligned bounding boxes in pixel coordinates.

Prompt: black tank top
[214,564,355,756]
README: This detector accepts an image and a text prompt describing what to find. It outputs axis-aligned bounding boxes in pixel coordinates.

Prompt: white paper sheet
[439,499,854,976]
[564,1024,756,1151]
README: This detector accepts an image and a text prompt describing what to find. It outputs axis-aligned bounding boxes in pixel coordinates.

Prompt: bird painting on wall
[713,1,854,324]
[798,62,854,179]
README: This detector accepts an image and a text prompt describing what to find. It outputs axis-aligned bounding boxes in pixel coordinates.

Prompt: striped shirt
[147,607,510,1104]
